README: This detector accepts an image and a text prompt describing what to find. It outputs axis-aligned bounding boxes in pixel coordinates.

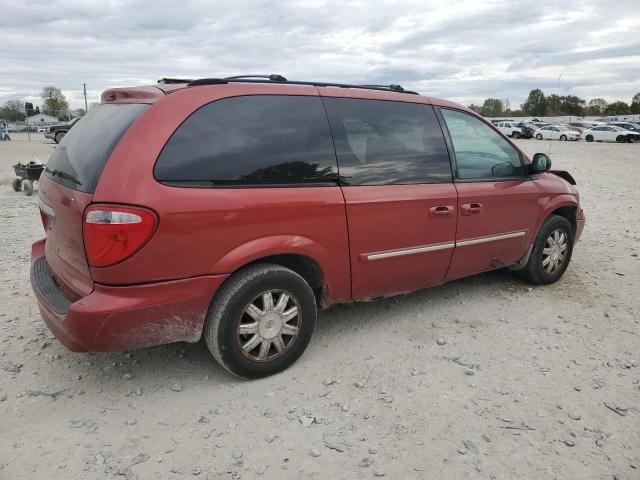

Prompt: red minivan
[31,76,585,378]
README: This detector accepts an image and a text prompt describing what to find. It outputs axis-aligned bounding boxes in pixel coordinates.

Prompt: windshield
[45,103,148,193]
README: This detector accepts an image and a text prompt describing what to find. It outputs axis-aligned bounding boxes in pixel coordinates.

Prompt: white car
[496,121,523,138]
[533,125,580,141]
[582,125,640,143]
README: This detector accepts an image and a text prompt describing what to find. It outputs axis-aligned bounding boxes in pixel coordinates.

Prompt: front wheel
[204,264,317,379]
[536,134,543,140]
[519,215,574,285]
[512,131,521,139]
[585,135,594,142]
[560,135,567,141]
[55,132,65,143]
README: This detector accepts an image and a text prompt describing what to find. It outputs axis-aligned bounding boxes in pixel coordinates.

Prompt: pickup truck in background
[44,116,82,143]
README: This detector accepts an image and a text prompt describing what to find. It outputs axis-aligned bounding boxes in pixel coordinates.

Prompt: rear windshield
[45,103,148,193]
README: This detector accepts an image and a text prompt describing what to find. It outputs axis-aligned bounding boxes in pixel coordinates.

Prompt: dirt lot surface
[1,133,638,480]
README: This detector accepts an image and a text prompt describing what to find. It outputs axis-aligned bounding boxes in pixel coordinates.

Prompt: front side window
[440,109,524,180]
[154,95,338,186]
[323,98,452,185]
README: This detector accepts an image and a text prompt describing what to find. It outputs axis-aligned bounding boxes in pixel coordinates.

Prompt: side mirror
[529,153,552,175]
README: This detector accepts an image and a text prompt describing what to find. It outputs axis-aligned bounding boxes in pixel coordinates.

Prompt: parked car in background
[44,116,82,143]
[534,125,580,141]
[568,122,596,133]
[515,122,535,139]
[582,125,640,143]
[530,122,550,129]
[607,122,640,134]
[30,76,585,378]
[496,121,523,138]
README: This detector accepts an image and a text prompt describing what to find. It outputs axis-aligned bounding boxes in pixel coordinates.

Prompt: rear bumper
[30,239,228,352]
[44,132,54,139]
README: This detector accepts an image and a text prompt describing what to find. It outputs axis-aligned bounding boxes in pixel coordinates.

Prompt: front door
[437,108,539,280]
[321,96,457,299]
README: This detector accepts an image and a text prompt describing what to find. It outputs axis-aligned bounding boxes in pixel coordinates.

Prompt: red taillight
[83,205,157,267]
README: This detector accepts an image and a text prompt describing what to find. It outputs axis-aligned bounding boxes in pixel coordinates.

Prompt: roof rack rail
[224,74,288,82]
[158,78,193,84]
[359,84,406,93]
[184,76,419,95]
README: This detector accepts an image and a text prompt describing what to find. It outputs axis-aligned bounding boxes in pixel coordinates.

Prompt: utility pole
[83,83,88,112]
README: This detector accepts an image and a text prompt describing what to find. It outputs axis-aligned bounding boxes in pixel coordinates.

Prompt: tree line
[470,89,640,117]
[0,86,85,122]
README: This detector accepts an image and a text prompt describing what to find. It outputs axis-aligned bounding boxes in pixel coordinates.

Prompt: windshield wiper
[45,167,82,186]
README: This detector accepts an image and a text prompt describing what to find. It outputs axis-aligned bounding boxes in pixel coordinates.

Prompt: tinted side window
[155,96,338,186]
[323,98,452,185]
[440,109,524,180]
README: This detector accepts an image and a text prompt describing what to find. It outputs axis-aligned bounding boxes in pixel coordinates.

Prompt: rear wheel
[22,180,33,196]
[560,134,567,141]
[536,133,543,140]
[12,178,22,192]
[55,132,65,143]
[519,215,574,285]
[585,135,594,142]
[204,263,317,379]
[512,131,521,139]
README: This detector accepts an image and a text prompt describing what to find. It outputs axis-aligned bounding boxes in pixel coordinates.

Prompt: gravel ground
[1,133,638,480]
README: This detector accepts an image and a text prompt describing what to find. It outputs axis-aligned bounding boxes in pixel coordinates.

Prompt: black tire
[512,131,521,139]
[519,215,574,285]
[55,131,65,143]
[586,135,593,142]
[204,263,317,379]
[23,180,33,196]
[616,135,624,143]
[12,178,22,192]
[536,134,543,140]
[560,135,567,141]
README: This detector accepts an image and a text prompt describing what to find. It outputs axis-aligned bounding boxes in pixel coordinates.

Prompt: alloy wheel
[542,229,568,275]
[236,290,301,362]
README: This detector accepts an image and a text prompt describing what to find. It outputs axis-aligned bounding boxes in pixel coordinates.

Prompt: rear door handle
[461,203,483,215]
[429,205,454,218]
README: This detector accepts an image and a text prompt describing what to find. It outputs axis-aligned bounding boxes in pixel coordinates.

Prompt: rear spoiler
[550,170,576,185]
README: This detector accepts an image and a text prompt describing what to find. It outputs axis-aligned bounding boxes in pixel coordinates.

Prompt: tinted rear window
[154,95,338,186]
[45,104,148,193]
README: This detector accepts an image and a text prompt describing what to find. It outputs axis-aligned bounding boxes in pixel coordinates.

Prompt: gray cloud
[1,0,639,109]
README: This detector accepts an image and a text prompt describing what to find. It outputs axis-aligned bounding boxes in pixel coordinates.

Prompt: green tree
[480,98,504,117]
[0,99,26,121]
[546,94,563,116]
[521,89,546,116]
[631,92,640,114]
[41,86,69,119]
[605,101,630,115]
[587,98,607,115]
[560,95,585,116]
[467,104,482,113]
[24,101,35,116]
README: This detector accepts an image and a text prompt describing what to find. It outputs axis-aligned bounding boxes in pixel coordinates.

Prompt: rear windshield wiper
[45,167,82,186]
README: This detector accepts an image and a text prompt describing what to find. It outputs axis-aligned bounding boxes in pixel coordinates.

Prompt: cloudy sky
[1,0,639,110]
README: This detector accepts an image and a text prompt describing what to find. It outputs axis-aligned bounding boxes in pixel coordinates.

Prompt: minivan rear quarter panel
[92,85,352,304]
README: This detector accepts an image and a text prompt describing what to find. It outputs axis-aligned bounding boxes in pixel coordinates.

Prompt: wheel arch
[211,235,348,308]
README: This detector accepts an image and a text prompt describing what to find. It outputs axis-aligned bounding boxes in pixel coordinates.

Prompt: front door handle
[461,203,483,215]
[429,205,454,218]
